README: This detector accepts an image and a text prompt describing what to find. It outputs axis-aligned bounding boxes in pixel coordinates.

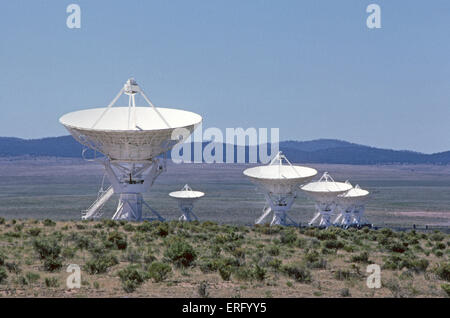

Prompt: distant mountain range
[0,136,449,165]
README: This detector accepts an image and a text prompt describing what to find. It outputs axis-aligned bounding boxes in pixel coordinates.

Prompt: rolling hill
[0,136,448,165]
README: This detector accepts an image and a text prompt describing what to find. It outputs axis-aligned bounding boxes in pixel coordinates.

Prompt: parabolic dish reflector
[169,187,205,200]
[338,184,369,204]
[60,78,202,162]
[60,107,202,161]
[243,152,317,195]
[301,172,353,202]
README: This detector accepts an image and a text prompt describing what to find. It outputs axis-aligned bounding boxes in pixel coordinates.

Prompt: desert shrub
[219,265,232,281]
[315,230,337,241]
[32,238,63,272]
[441,283,450,296]
[44,277,59,287]
[84,254,118,274]
[253,224,282,235]
[253,264,266,281]
[136,221,154,232]
[267,257,282,270]
[14,224,24,232]
[430,232,445,242]
[231,247,246,259]
[282,263,312,283]
[433,250,444,257]
[74,234,91,250]
[399,270,414,280]
[164,238,196,267]
[16,275,28,286]
[123,223,135,232]
[199,258,221,273]
[42,219,56,227]
[0,217,5,225]
[303,250,327,269]
[25,272,40,284]
[143,252,157,264]
[5,262,21,274]
[124,248,142,263]
[0,268,7,283]
[62,247,76,259]
[380,228,394,237]
[43,257,63,272]
[351,251,370,263]
[0,252,5,266]
[155,222,169,237]
[435,242,446,250]
[106,231,128,250]
[266,245,280,256]
[322,239,345,250]
[340,288,351,297]
[435,262,450,282]
[388,241,408,253]
[118,265,147,292]
[334,269,357,281]
[103,219,119,228]
[27,227,41,237]
[383,255,428,273]
[147,262,172,282]
[280,229,297,245]
[296,237,308,249]
[234,266,254,281]
[33,238,61,260]
[198,281,209,298]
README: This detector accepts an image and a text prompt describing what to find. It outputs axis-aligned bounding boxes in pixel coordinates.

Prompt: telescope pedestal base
[255,194,298,227]
[308,203,337,228]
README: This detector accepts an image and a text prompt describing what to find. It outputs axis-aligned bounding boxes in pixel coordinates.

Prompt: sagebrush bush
[33,238,61,260]
[0,252,5,266]
[84,254,118,274]
[334,269,357,281]
[322,239,345,250]
[253,264,266,281]
[219,264,232,281]
[0,267,7,283]
[5,261,21,274]
[106,231,128,250]
[282,263,312,283]
[44,277,59,287]
[441,283,450,296]
[351,251,370,263]
[164,238,197,267]
[27,227,41,237]
[25,272,40,284]
[280,229,297,245]
[147,262,172,282]
[118,265,147,292]
[42,219,56,227]
[33,238,63,272]
[430,232,445,242]
[435,262,450,282]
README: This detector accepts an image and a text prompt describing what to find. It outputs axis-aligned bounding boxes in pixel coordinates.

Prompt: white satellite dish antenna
[334,184,370,228]
[301,172,352,228]
[243,151,317,226]
[169,184,205,222]
[60,78,202,221]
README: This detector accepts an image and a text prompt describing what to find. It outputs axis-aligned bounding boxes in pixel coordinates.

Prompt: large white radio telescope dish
[301,172,352,228]
[169,184,205,222]
[60,78,202,221]
[243,152,318,226]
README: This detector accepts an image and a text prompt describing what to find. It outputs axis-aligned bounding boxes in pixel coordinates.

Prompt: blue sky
[0,0,449,153]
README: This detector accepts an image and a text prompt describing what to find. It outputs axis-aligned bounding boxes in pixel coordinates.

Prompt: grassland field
[0,218,449,298]
[0,158,449,298]
[0,158,449,229]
